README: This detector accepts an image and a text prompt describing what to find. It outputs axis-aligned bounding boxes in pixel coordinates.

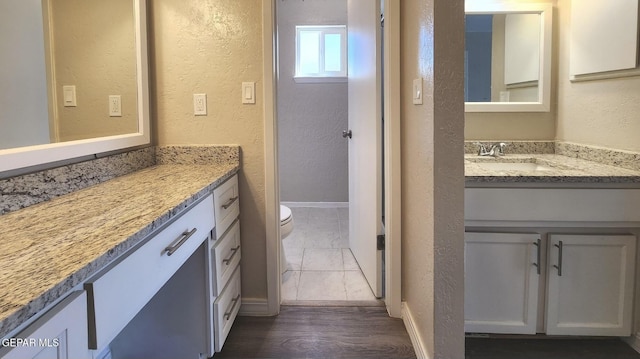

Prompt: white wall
[0,0,50,150]
[277,0,349,203]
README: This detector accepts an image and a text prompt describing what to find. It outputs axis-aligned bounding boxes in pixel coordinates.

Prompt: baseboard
[624,332,640,354]
[281,201,349,208]
[402,302,429,359]
[239,298,273,316]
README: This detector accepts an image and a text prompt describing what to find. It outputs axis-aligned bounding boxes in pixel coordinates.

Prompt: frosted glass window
[324,33,342,72]
[296,25,347,78]
[299,31,320,74]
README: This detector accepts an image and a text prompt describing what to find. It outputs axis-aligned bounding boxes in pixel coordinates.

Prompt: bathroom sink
[472,162,554,172]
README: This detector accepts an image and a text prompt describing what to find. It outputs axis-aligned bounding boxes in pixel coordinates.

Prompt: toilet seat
[280,205,292,225]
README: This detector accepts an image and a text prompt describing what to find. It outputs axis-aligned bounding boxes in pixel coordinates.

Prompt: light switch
[242,82,255,104]
[63,85,77,107]
[412,78,423,105]
[194,93,207,116]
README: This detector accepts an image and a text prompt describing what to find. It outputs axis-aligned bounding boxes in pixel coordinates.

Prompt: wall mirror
[0,0,150,173]
[465,2,552,112]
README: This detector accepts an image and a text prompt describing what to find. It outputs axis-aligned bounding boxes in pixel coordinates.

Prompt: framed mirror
[465,2,552,112]
[0,0,150,173]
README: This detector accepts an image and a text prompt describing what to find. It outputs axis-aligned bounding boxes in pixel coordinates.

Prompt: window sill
[294,76,347,84]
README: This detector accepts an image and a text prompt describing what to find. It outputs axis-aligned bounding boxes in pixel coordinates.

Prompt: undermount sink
[473,161,554,172]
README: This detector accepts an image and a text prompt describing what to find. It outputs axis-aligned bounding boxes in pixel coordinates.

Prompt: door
[464,232,541,334]
[347,0,383,298]
[546,234,636,336]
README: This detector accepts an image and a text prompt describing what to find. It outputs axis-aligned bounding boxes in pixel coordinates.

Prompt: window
[295,25,347,81]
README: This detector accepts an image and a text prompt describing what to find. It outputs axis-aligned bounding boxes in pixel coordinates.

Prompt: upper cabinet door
[570,0,639,76]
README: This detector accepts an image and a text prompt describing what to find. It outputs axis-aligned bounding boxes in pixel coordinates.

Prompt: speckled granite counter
[0,163,238,339]
[465,154,640,185]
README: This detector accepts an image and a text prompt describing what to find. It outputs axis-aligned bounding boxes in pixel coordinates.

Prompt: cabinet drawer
[213,266,241,352]
[212,219,241,296]
[213,175,239,239]
[0,291,89,359]
[84,195,214,351]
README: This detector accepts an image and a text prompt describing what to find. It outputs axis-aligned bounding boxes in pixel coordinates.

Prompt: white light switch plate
[63,85,77,107]
[242,82,255,104]
[412,78,423,105]
[194,93,207,115]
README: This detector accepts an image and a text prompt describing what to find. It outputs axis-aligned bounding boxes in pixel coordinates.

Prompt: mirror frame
[0,0,150,173]
[465,2,552,112]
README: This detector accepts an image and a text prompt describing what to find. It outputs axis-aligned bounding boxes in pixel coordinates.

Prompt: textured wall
[464,0,557,141]
[401,0,465,357]
[150,0,267,300]
[555,0,640,152]
[52,0,138,142]
[277,0,349,203]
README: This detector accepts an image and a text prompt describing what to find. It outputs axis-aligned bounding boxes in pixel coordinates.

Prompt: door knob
[342,130,352,139]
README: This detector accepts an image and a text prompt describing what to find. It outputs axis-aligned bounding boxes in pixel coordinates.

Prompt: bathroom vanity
[0,163,241,359]
[464,151,640,337]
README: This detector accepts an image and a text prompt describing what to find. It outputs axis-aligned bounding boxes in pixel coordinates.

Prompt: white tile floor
[281,206,377,302]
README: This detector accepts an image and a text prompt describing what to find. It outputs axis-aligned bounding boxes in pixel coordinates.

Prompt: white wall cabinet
[0,292,90,359]
[465,232,541,334]
[546,234,636,336]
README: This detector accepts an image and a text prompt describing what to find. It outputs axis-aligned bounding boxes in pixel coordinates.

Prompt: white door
[347,0,383,298]
[546,234,636,336]
[464,232,541,334]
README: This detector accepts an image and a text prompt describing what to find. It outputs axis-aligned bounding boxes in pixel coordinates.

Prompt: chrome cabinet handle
[224,294,241,320]
[342,129,352,139]
[163,228,197,256]
[553,241,563,276]
[533,238,541,275]
[223,246,240,265]
[221,196,239,210]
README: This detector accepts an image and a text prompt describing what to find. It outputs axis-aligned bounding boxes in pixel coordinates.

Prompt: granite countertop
[0,163,238,339]
[465,154,640,184]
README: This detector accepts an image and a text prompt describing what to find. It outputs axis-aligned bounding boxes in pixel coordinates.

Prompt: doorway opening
[275,0,380,305]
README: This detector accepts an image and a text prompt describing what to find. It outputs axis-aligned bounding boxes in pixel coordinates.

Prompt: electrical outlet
[109,95,121,117]
[194,93,207,116]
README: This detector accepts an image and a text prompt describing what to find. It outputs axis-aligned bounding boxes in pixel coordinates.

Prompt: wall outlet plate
[194,93,207,115]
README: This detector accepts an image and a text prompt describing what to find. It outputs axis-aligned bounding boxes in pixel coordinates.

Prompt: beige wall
[150,0,267,300]
[401,0,465,357]
[464,0,557,141]
[555,0,640,152]
[53,0,138,142]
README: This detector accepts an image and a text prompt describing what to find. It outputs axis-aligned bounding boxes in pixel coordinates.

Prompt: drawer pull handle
[222,246,241,265]
[224,294,241,320]
[533,238,541,275]
[163,228,197,256]
[553,240,563,276]
[221,196,239,209]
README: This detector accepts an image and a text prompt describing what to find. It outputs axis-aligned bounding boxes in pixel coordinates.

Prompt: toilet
[280,205,294,273]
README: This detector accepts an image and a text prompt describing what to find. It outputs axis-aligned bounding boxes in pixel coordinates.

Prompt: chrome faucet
[475,142,507,157]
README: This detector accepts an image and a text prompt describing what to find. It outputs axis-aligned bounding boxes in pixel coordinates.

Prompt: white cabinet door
[465,232,541,334]
[0,292,89,359]
[546,234,636,336]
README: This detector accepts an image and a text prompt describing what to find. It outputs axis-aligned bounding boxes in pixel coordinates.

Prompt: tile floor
[281,206,378,302]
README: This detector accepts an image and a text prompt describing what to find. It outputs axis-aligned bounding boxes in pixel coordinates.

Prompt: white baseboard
[624,332,640,353]
[281,201,349,208]
[402,302,429,359]
[239,297,272,316]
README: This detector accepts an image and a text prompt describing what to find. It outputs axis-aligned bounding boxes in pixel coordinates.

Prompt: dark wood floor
[466,337,640,359]
[215,306,417,359]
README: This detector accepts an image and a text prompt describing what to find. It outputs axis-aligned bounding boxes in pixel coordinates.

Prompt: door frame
[261,0,402,317]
